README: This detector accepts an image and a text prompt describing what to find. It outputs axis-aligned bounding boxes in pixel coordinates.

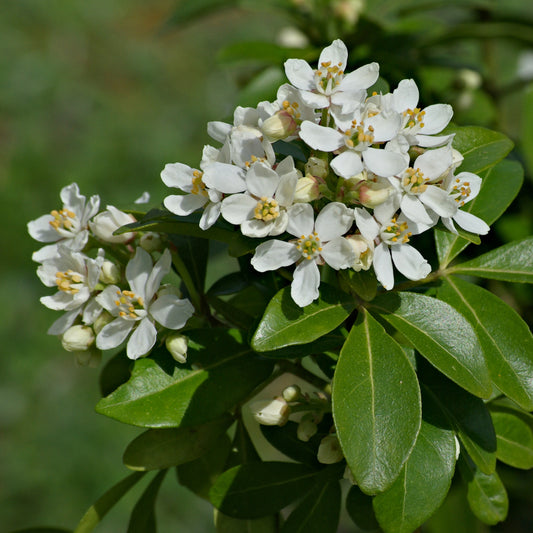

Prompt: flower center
[402,167,429,194]
[244,155,267,168]
[191,170,208,197]
[296,232,322,260]
[450,178,471,207]
[382,217,412,245]
[403,108,425,129]
[254,197,279,222]
[55,269,84,294]
[114,289,145,319]
[49,209,77,233]
[344,120,375,149]
[282,99,301,120]
[316,61,344,93]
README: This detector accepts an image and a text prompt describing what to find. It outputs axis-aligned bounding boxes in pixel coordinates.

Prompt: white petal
[207,121,232,143]
[367,111,401,143]
[164,194,207,216]
[400,195,435,225]
[321,237,356,269]
[373,242,394,290]
[160,162,194,190]
[145,249,171,303]
[203,162,247,194]
[251,240,300,272]
[221,194,257,225]
[419,186,457,218]
[199,202,221,230]
[97,318,134,351]
[363,147,407,177]
[415,133,455,148]
[419,104,453,134]
[241,219,271,238]
[340,62,379,92]
[287,203,314,237]
[246,163,279,198]
[319,39,348,70]
[299,121,344,151]
[354,207,380,241]
[416,146,453,181]
[28,214,60,243]
[291,260,320,307]
[391,244,431,281]
[126,248,153,300]
[95,285,121,314]
[392,79,419,112]
[47,309,80,335]
[60,183,85,213]
[331,151,363,178]
[315,202,353,241]
[455,172,482,201]
[82,299,103,325]
[299,91,329,109]
[284,59,315,91]
[127,317,157,359]
[150,295,194,329]
[454,210,490,235]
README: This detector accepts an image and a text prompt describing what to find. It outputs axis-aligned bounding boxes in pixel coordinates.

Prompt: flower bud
[297,414,318,442]
[250,397,290,426]
[305,157,328,179]
[457,68,482,91]
[139,232,163,253]
[75,348,102,368]
[166,334,188,363]
[262,111,298,141]
[99,260,121,284]
[346,234,374,271]
[90,205,136,243]
[294,176,320,203]
[282,384,301,402]
[93,310,114,334]
[333,0,365,26]
[357,180,393,208]
[61,325,95,352]
[317,434,344,464]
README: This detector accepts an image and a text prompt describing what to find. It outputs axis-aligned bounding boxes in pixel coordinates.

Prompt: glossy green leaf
[332,309,421,494]
[96,331,273,428]
[99,352,133,397]
[449,236,533,283]
[345,486,380,532]
[280,479,341,533]
[214,511,278,533]
[435,158,523,267]
[251,284,356,351]
[420,365,496,474]
[74,472,145,533]
[438,276,533,410]
[177,433,232,499]
[339,268,378,302]
[123,415,232,471]
[126,470,166,533]
[459,454,508,525]
[371,292,491,398]
[209,462,318,519]
[490,407,533,469]
[373,420,456,533]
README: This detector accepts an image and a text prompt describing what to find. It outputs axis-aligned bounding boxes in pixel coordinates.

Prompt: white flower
[346,234,374,271]
[251,202,355,307]
[317,434,344,464]
[89,205,136,243]
[354,207,431,290]
[28,183,100,262]
[250,397,290,426]
[95,248,194,359]
[220,157,299,238]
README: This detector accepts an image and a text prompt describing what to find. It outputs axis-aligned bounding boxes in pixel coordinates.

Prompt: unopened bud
[357,181,393,208]
[262,111,298,141]
[457,68,482,91]
[317,434,344,464]
[297,414,318,442]
[93,310,114,334]
[333,0,365,26]
[75,348,102,368]
[166,334,188,363]
[282,384,301,402]
[89,206,136,243]
[140,232,163,252]
[61,325,95,352]
[250,397,290,426]
[99,260,121,284]
[346,234,374,271]
[294,176,320,203]
[305,157,328,179]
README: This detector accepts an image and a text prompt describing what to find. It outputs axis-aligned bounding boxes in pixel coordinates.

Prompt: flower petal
[321,237,356,269]
[287,203,314,237]
[199,202,221,230]
[391,244,431,281]
[150,295,194,329]
[97,318,134,351]
[453,210,490,235]
[392,79,419,112]
[299,121,344,151]
[319,39,348,70]
[251,240,300,272]
[373,242,394,290]
[400,195,435,225]
[419,186,457,218]
[127,317,157,359]
[340,62,379,92]
[354,207,380,241]
[164,193,207,216]
[203,162,247,194]
[363,147,407,177]
[331,150,363,178]
[126,247,153,300]
[160,163,194,191]
[246,163,279,198]
[291,260,320,307]
[145,249,171,303]
[315,202,353,241]
[284,59,315,91]
[221,194,257,225]
[419,104,453,134]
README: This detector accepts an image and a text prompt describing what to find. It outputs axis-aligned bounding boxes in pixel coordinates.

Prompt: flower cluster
[28,184,194,361]
[161,39,489,306]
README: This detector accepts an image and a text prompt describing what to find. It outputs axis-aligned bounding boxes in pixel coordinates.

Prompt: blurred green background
[2,0,533,531]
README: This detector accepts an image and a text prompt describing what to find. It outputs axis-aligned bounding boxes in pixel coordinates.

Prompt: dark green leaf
[73,472,145,533]
[332,309,421,494]
[11,530,72,533]
[127,470,167,533]
[345,486,380,532]
[435,159,523,267]
[251,284,356,351]
[209,462,318,519]
[225,419,261,468]
[449,236,533,283]
[490,407,533,469]
[168,234,208,294]
[214,511,278,533]
[280,479,341,533]
[373,420,456,533]
[96,331,273,428]
[339,268,378,301]
[370,292,491,398]
[123,415,232,471]
[99,352,132,397]
[459,454,508,525]
[438,276,533,410]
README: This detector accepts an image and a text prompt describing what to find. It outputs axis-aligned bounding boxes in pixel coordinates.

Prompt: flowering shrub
[28,40,533,533]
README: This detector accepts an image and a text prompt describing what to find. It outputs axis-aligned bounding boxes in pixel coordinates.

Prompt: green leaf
[237,67,286,108]
[99,352,133,397]
[419,365,496,474]
[11,530,72,533]
[449,236,533,283]
[74,472,145,533]
[251,284,356,351]
[345,486,380,532]
[370,292,491,398]
[280,479,341,533]
[226,419,261,468]
[214,511,278,533]
[123,415,233,471]
[218,41,316,64]
[523,84,533,177]
[126,470,167,533]
[177,433,232,499]
[168,233,208,294]
[332,309,421,494]
[209,462,318,519]
[339,268,378,302]
[490,407,533,469]
[435,158,523,267]
[438,276,533,410]
[96,331,273,428]
[459,454,508,525]
[372,420,456,533]
[163,0,237,28]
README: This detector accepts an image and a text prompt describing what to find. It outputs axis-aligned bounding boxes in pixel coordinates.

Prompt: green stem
[171,252,203,313]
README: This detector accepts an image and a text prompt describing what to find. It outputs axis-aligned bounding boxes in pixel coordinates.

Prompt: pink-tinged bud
[61,325,95,352]
[294,176,320,203]
[358,181,393,208]
[262,111,298,141]
[346,234,374,271]
[89,205,136,243]
[317,434,344,464]
[250,397,290,426]
[305,157,328,179]
[297,414,318,442]
[166,334,188,363]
